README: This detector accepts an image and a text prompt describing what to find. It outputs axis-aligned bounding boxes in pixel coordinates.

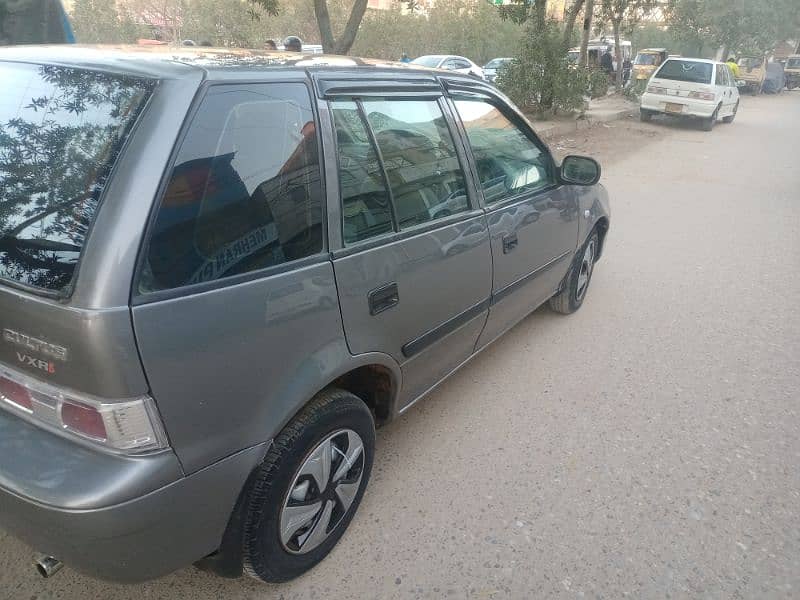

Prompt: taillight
[647,85,667,94]
[688,91,715,101]
[0,364,168,453]
[0,376,33,412]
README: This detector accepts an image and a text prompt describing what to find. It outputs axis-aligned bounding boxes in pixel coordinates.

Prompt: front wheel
[242,389,375,583]
[549,230,599,315]
[640,109,653,122]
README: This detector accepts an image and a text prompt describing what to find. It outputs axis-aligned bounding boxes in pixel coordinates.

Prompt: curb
[535,106,639,140]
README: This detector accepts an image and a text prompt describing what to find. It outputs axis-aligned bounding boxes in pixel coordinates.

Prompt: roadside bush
[623,79,647,101]
[588,69,609,98]
[497,18,587,116]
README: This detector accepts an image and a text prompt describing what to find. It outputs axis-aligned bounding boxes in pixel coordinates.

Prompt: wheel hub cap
[576,240,595,301]
[279,429,365,554]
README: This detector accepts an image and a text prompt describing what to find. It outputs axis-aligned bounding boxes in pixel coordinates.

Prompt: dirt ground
[545,116,666,164]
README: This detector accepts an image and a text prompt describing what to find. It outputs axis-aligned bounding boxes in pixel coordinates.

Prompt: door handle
[502,233,519,254]
[368,283,399,315]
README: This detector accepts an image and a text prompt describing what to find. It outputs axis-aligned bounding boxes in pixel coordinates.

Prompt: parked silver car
[0,45,610,584]
[484,57,514,83]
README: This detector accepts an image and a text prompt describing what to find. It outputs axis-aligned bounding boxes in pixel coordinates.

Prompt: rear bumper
[0,409,266,582]
[640,93,717,118]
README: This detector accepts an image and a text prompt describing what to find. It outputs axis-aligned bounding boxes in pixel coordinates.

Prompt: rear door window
[330,101,394,244]
[140,83,323,293]
[0,62,153,293]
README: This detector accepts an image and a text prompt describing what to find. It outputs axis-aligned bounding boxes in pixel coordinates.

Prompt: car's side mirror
[560,155,601,186]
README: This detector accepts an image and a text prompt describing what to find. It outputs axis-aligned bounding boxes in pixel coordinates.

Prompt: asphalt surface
[2,92,799,600]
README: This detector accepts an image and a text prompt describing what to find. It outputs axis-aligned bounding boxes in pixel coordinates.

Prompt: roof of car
[0,44,437,80]
[663,57,717,64]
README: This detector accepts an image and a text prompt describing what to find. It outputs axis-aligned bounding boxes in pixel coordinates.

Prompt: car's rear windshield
[786,58,800,68]
[654,59,713,84]
[0,62,154,294]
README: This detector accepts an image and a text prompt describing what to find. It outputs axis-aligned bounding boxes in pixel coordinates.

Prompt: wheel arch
[594,216,610,261]
[196,352,401,578]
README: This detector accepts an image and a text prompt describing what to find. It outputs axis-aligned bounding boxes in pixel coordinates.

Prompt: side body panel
[333,216,492,408]
[132,261,349,473]
[477,185,579,348]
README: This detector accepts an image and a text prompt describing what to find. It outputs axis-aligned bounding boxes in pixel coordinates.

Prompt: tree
[600,0,656,88]
[667,0,800,58]
[70,0,143,43]
[578,0,595,66]
[562,0,586,49]
[248,0,369,54]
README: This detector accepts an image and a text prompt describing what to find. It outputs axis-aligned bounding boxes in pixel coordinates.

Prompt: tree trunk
[314,0,369,55]
[562,0,585,50]
[578,0,594,67]
[534,0,548,25]
[612,16,622,90]
[334,0,369,54]
[313,0,335,53]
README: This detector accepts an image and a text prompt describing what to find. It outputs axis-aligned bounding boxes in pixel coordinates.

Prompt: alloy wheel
[279,429,365,555]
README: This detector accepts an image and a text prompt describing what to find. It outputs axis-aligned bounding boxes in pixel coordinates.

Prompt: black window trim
[329,93,479,250]
[131,78,328,304]
[443,81,560,211]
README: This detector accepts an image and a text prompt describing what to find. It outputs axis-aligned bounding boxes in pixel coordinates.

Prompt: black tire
[701,106,719,131]
[640,109,653,122]
[242,389,375,583]
[722,101,738,124]
[549,230,599,315]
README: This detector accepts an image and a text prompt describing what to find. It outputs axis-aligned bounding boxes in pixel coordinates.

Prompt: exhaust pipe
[34,554,63,578]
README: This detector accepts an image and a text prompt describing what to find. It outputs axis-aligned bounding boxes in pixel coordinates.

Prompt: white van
[640,58,740,131]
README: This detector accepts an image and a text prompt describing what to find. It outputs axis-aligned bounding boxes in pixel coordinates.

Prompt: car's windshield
[654,59,713,84]
[0,62,153,293]
[786,57,800,68]
[411,56,443,68]
[634,53,658,65]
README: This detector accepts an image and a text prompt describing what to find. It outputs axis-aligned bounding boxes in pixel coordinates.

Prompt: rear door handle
[368,283,399,315]
[502,233,519,254]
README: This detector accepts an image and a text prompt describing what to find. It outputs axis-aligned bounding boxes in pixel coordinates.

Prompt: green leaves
[245,0,281,17]
[667,0,799,56]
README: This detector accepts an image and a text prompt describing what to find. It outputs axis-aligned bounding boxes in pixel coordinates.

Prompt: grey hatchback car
[0,46,610,583]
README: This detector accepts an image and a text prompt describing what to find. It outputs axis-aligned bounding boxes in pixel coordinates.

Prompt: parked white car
[640,58,740,131]
[411,55,485,79]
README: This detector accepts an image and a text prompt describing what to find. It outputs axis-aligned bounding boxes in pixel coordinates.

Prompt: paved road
[2,93,799,600]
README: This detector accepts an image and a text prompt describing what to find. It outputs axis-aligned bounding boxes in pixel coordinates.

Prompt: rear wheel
[701,106,719,131]
[242,389,375,583]
[722,101,738,124]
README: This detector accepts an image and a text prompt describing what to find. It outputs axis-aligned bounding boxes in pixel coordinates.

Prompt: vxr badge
[16,352,56,374]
